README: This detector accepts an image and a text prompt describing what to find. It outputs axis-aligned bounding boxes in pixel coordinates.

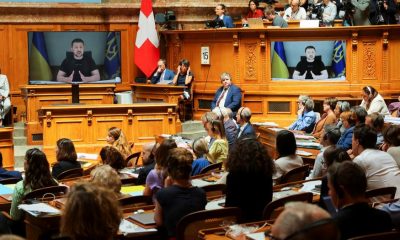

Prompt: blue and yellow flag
[271,42,289,79]
[332,40,346,77]
[29,32,52,80]
[104,32,121,79]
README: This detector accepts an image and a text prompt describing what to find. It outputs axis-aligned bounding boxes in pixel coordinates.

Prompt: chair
[56,168,83,180]
[284,218,340,240]
[0,177,21,184]
[23,185,69,201]
[365,186,397,202]
[126,151,141,167]
[279,165,310,184]
[348,231,400,240]
[201,184,226,199]
[118,195,153,210]
[176,207,241,240]
[179,85,193,122]
[199,162,222,175]
[263,192,313,220]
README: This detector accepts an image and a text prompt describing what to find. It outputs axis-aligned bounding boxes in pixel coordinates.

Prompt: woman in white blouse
[0,72,11,127]
[360,86,389,115]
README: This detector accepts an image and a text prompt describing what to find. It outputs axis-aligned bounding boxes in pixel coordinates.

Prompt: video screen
[28,31,121,84]
[270,40,346,81]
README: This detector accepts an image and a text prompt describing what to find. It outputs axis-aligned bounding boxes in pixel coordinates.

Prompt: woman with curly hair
[225,138,275,221]
[52,138,82,179]
[106,127,132,160]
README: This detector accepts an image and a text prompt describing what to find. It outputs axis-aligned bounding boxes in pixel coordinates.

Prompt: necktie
[216,88,227,107]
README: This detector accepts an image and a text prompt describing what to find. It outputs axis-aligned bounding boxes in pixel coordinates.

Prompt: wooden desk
[130,83,185,104]
[21,84,115,145]
[39,103,178,164]
[199,221,271,240]
[0,128,14,169]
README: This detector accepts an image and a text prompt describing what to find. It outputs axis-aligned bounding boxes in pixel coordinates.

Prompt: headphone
[239,107,250,122]
[29,149,39,162]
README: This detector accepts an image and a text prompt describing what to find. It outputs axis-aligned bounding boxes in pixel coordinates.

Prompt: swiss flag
[134,0,160,78]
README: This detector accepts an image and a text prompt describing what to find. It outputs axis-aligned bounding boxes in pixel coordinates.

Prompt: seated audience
[236,107,256,139]
[99,146,126,172]
[264,5,289,28]
[312,97,337,138]
[136,142,157,185]
[60,182,122,240]
[381,199,400,230]
[155,148,207,238]
[388,96,400,117]
[322,0,337,24]
[90,165,122,197]
[172,59,193,100]
[191,138,210,176]
[51,138,82,179]
[143,139,177,201]
[365,112,385,146]
[273,130,303,180]
[212,106,238,149]
[106,127,132,160]
[351,105,368,125]
[225,138,275,221]
[327,161,393,239]
[360,85,390,115]
[269,202,331,240]
[244,0,264,21]
[369,0,397,24]
[334,100,351,134]
[213,3,234,28]
[200,111,219,147]
[382,125,400,168]
[211,72,242,115]
[352,124,400,198]
[336,111,355,151]
[289,96,316,133]
[205,120,228,163]
[0,152,21,180]
[283,0,307,21]
[150,59,175,84]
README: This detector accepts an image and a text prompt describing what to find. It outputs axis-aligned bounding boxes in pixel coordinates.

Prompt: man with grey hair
[289,97,317,133]
[136,142,157,185]
[211,72,242,115]
[236,107,256,139]
[212,106,238,148]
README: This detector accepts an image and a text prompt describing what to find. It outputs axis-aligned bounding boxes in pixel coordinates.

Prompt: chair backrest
[284,218,340,240]
[348,231,400,240]
[365,186,397,203]
[200,184,226,199]
[263,192,313,220]
[279,165,310,185]
[176,207,241,240]
[23,185,69,201]
[126,151,141,167]
[0,178,21,184]
[56,168,84,180]
[118,195,153,209]
[199,162,222,175]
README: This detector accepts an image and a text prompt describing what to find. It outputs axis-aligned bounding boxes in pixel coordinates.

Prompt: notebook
[129,212,156,225]
[247,18,265,29]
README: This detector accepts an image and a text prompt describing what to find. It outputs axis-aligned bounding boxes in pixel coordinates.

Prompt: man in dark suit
[236,107,256,139]
[150,59,175,84]
[211,72,242,114]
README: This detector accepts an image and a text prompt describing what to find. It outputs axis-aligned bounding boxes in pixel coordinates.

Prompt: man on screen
[57,38,100,83]
[292,46,328,80]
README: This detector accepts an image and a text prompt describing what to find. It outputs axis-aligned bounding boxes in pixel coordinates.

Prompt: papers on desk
[77,153,98,160]
[119,219,157,236]
[191,178,216,188]
[206,197,225,210]
[246,232,266,240]
[253,122,279,127]
[121,185,145,197]
[18,203,60,217]
[296,141,321,149]
[273,190,299,200]
[299,180,322,195]
[0,184,15,195]
[296,150,313,157]
[294,134,316,141]
[384,116,400,125]
[269,127,285,132]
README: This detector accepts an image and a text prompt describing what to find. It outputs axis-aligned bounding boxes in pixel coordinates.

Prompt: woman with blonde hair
[205,120,228,163]
[106,127,132,159]
[90,165,122,197]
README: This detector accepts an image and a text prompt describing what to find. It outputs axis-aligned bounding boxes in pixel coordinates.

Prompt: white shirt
[283,7,307,21]
[354,149,400,198]
[237,122,248,138]
[360,94,390,115]
[273,155,304,180]
[218,87,230,108]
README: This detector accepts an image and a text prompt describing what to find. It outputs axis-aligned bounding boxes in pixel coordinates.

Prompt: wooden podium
[39,103,178,164]
[130,83,185,104]
[0,128,14,169]
[21,84,115,145]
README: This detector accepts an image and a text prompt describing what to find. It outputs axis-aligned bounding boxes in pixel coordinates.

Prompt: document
[18,203,61,216]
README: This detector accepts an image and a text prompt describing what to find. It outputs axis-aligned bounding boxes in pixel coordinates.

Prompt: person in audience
[349,0,371,25]
[382,125,400,168]
[334,100,351,134]
[150,59,175,84]
[99,146,126,171]
[60,182,122,240]
[211,72,242,115]
[212,106,238,149]
[242,0,264,25]
[154,148,207,238]
[90,165,122,197]
[205,120,228,163]
[269,202,331,240]
[172,59,194,100]
[388,95,400,117]
[351,105,368,125]
[273,130,304,181]
[236,107,256,139]
[312,97,337,139]
[51,138,82,179]
[136,142,157,185]
[336,111,355,150]
[225,138,275,221]
[310,126,341,179]
[143,139,177,201]
[352,124,400,198]
[365,112,385,146]
[369,0,397,24]
[201,111,219,147]
[289,97,317,133]
[106,127,132,160]
[293,46,328,80]
[283,0,307,21]
[0,152,21,180]
[213,3,234,28]
[328,161,393,239]
[0,71,11,127]
[322,0,337,24]
[191,138,210,176]
[360,85,389,115]
[56,38,100,83]
[264,5,289,27]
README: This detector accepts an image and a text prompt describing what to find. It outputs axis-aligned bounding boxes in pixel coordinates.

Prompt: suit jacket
[237,122,256,139]
[211,84,242,113]
[336,126,354,150]
[150,69,175,84]
[224,119,238,148]
[222,15,234,28]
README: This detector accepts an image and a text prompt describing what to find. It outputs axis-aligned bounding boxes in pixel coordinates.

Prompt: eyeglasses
[222,78,230,81]
[264,230,281,240]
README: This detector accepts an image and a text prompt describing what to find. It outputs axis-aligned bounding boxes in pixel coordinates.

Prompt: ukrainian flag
[271,42,289,79]
[29,32,53,80]
[104,32,121,79]
[332,40,346,77]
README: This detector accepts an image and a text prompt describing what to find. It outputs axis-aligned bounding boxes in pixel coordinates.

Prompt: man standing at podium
[150,59,175,84]
[211,72,242,115]
[57,38,100,83]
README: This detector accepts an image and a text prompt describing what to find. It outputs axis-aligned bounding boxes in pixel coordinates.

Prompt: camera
[308,3,324,20]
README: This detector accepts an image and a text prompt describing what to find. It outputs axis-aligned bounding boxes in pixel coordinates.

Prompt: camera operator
[369,0,397,24]
[350,0,371,25]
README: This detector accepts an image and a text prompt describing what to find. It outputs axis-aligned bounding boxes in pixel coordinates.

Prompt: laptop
[247,18,265,29]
